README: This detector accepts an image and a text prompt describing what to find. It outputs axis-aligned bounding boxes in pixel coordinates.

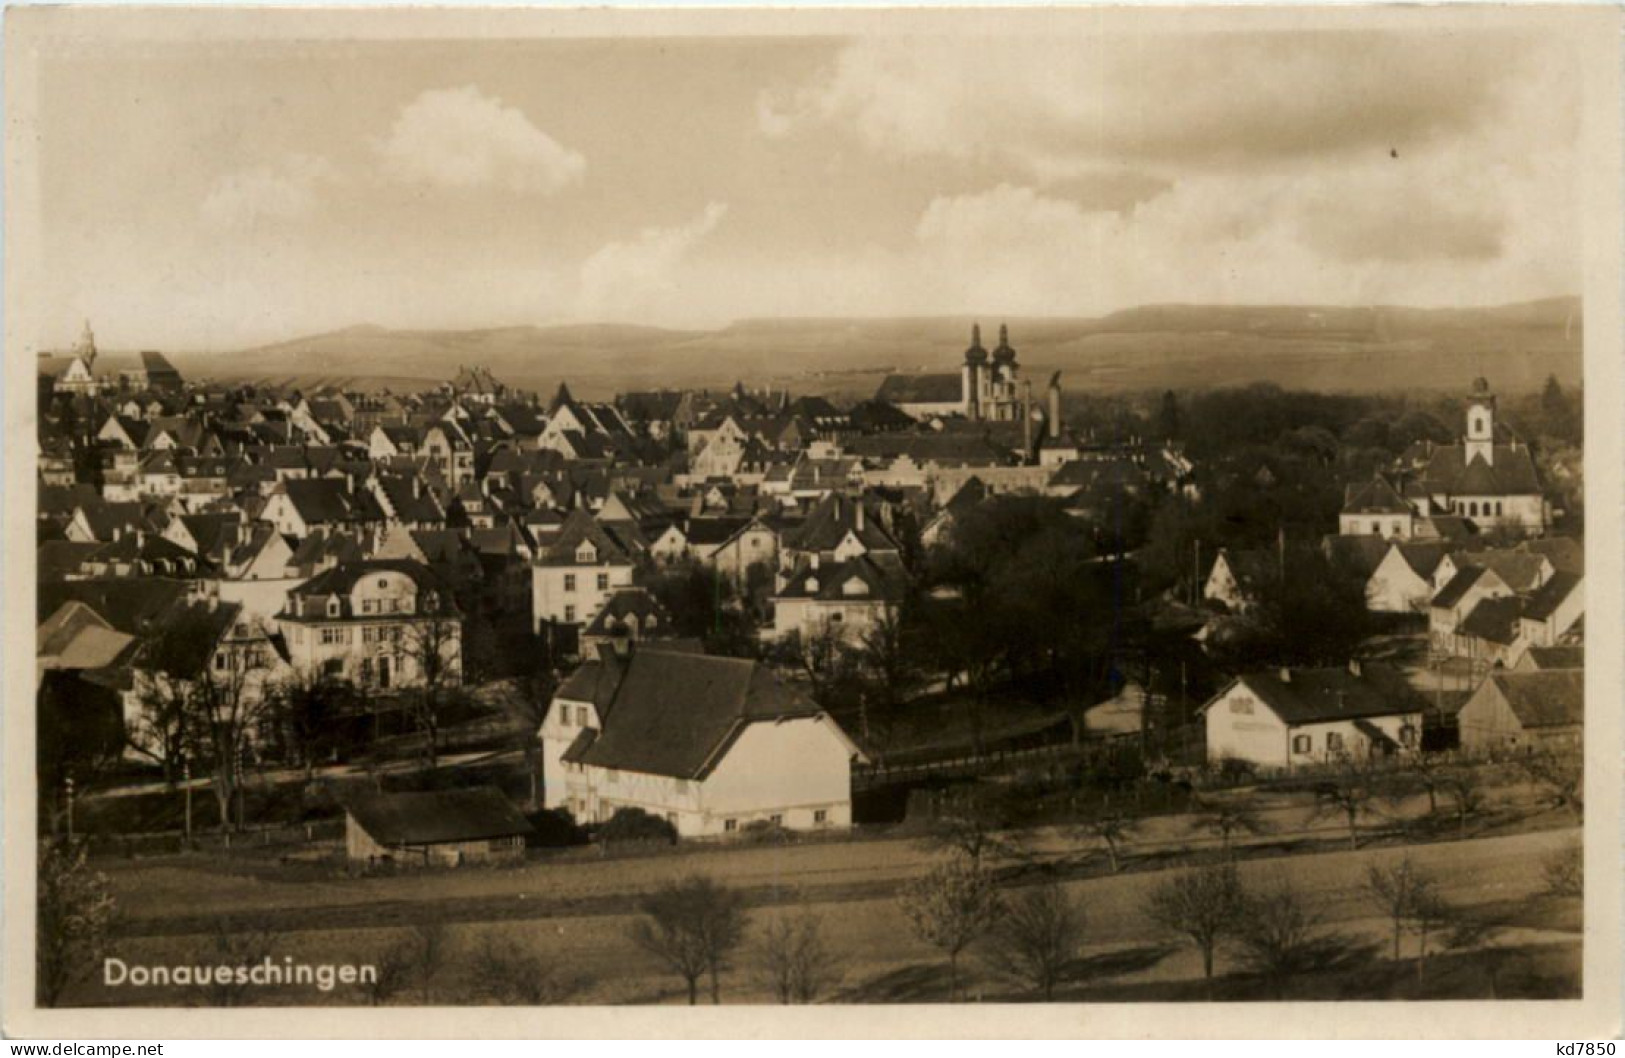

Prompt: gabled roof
[775,552,907,602]
[784,492,899,555]
[1218,662,1426,726]
[1432,566,1493,610]
[1484,671,1583,729]
[1524,646,1584,670]
[538,509,632,567]
[1342,475,1413,515]
[1521,571,1582,622]
[1458,595,1524,645]
[561,648,831,780]
[1321,535,1391,577]
[1392,541,1449,579]
[1523,536,1584,576]
[1422,444,1542,496]
[582,587,674,637]
[38,578,192,635]
[345,787,534,846]
[290,559,451,604]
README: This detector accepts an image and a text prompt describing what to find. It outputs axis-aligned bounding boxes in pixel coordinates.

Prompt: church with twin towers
[875,323,1056,430]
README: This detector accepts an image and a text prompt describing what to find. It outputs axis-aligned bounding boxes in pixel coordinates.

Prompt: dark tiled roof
[538,509,633,567]
[1432,566,1490,610]
[1223,663,1426,726]
[290,559,452,606]
[775,552,907,602]
[1524,646,1584,670]
[582,587,673,636]
[563,648,826,780]
[1523,536,1584,575]
[1521,571,1582,622]
[1342,475,1414,515]
[345,787,534,847]
[875,373,963,404]
[1322,535,1391,577]
[1486,671,1583,729]
[1422,444,1541,496]
[1458,596,1523,645]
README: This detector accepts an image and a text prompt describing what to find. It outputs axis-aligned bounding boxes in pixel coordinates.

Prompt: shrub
[599,807,677,846]
[526,807,587,848]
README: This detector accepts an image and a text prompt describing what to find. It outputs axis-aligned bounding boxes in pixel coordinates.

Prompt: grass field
[65,785,1582,1007]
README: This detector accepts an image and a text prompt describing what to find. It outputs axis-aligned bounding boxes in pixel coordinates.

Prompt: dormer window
[326,596,341,618]
[576,541,597,563]
[805,577,819,593]
[842,578,869,596]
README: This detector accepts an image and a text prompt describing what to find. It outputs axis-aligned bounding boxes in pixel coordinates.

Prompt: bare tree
[629,875,748,1005]
[1143,859,1245,982]
[900,861,1005,1000]
[400,614,463,771]
[183,629,274,834]
[466,932,582,1004]
[1191,795,1268,856]
[1542,841,1582,899]
[36,839,117,1006]
[1409,886,1453,982]
[854,602,922,745]
[405,920,452,1003]
[363,937,418,1006]
[1521,751,1583,814]
[126,613,215,786]
[1314,765,1382,850]
[1399,752,1448,816]
[756,911,843,1004]
[980,881,1085,1000]
[198,919,280,1007]
[921,785,1021,869]
[1439,767,1486,840]
[774,623,860,715]
[1362,855,1439,962]
[1075,808,1137,873]
[1235,875,1323,998]
[268,666,352,781]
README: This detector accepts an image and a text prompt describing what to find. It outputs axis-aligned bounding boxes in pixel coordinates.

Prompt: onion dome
[991,323,1017,365]
[964,324,988,365]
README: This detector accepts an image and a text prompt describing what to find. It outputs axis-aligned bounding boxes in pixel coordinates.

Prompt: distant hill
[172,297,1582,400]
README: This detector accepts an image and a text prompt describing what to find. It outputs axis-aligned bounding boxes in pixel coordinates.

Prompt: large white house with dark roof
[540,646,865,837]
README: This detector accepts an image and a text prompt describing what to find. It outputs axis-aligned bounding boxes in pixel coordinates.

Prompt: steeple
[963,323,987,365]
[1465,376,1496,467]
[992,322,1016,365]
[75,319,97,368]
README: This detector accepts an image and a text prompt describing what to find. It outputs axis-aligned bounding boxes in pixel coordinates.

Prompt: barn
[344,787,534,867]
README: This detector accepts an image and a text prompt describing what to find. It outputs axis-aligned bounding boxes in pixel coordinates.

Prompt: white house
[540,647,865,837]
[1200,662,1425,772]
[530,509,635,635]
[277,559,460,689]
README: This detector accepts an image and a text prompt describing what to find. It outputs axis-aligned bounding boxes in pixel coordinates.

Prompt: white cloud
[374,85,585,194]
[199,154,335,231]
[578,203,729,320]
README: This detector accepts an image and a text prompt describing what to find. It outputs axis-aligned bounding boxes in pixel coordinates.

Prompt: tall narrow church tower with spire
[958,322,1022,422]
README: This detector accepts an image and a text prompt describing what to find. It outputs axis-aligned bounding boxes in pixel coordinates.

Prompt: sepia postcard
[3,3,1621,1040]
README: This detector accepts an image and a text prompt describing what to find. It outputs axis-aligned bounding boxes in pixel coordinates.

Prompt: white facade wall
[1338,513,1413,539]
[531,562,633,632]
[1365,549,1431,613]
[545,716,854,837]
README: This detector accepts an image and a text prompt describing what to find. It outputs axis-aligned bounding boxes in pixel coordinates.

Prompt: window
[576,542,597,563]
[1229,697,1253,715]
[814,809,827,824]
[1326,732,1344,753]
[724,818,737,833]
[770,814,784,827]
[564,605,577,623]
[362,599,376,615]
[326,598,340,618]
[596,573,609,591]
[1399,723,1418,748]
[214,653,227,672]
[321,627,342,646]
[563,574,576,593]
[1292,734,1311,754]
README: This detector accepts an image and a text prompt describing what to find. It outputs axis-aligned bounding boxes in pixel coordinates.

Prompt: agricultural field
[65,773,1582,1007]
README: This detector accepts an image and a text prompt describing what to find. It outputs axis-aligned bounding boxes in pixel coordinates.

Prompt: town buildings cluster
[36,323,1582,857]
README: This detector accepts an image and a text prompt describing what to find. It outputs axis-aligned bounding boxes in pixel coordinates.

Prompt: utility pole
[64,776,75,842]
[183,757,193,845]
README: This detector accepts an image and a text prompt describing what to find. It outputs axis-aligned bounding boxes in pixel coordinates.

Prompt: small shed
[344,786,534,867]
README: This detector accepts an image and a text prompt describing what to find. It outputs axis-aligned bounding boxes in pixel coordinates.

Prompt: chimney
[856,503,865,531]
[811,553,820,570]
[1048,374,1063,440]
[412,476,421,500]
[1278,668,1291,684]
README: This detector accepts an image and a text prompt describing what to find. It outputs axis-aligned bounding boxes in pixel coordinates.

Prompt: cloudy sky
[15,21,1583,351]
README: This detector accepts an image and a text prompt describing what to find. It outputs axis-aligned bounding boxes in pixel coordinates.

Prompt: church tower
[961,324,987,419]
[74,319,97,370]
[1465,376,1495,466]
